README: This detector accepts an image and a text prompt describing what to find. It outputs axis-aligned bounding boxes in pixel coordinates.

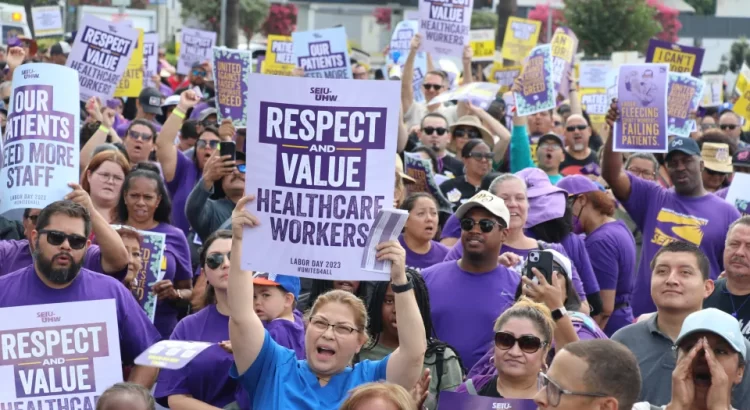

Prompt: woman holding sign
[228,196,427,410]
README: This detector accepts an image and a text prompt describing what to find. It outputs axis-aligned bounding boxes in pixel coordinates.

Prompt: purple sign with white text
[437,392,537,409]
[142,33,159,88]
[241,75,400,281]
[292,27,353,79]
[0,64,80,214]
[514,44,555,116]
[213,47,252,127]
[419,0,473,57]
[667,73,704,138]
[614,63,669,153]
[66,15,138,102]
[134,340,213,369]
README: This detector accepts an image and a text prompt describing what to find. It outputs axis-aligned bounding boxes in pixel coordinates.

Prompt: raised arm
[228,196,266,375]
[397,108,408,153]
[568,73,582,115]
[460,45,473,86]
[401,34,421,116]
[80,97,116,171]
[600,99,632,202]
[383,242,427,389]
[156,90,200,182]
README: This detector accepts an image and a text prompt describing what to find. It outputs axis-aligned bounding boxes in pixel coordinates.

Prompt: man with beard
[175,61,215,100]
[0,184,129,277]
[423,191,519,369]
[633,308,748,410]
[704,217,750,339]
[612,241,750,408]
[602,101,740,316]
[186,151,246,242]
[0,201,161,388]
[560,114,598,176]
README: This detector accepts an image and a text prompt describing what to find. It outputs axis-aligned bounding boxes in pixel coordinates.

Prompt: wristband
[391,278,414,294]
[172,109,186,119]
[98,125,110,134]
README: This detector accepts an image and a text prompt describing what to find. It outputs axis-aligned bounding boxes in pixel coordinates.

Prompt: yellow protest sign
[470,29,495,62]
[501,17,540,63]
[115,29,144,97]
[734,68,750,132]
[579,88,608,127]
[645,39,704,77]
[262,35,294,76]
[488,64,522,93]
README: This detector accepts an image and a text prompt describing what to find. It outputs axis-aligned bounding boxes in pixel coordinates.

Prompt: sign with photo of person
[613,63,669,153]
[241,75,400,281]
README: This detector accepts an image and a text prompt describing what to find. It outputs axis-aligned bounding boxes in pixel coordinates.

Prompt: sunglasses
[38,229,87,250]
[454,128,481,139]
[494,331,546,353]
[423,83,443,91]
[467,152,493,160]
[237,164,246,173]
[192,69,207,77]
[423,126,448,136]
[566,124,587,132]
[720,124,738,130]
[460,218,503,233]
[27,214,39,224]
[128,130,153,142]
[197,139,220,149]
[206,252,231,269]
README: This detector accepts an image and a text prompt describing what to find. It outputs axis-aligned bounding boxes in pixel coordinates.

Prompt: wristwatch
[391,278,414,294]
[551,307,568,321]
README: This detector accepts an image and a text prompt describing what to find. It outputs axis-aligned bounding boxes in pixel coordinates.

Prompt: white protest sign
[31,6,63,37]
[177,28,217,75]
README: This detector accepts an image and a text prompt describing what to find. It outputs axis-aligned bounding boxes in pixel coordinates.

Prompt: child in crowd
[252,272,306,359]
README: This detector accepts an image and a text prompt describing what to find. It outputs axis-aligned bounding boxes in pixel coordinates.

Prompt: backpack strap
[465,379,478,395]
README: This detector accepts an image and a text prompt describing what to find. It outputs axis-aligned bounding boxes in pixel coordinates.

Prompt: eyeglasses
[422,126,447,136]
[701,124,717,131]
[627,167,656,179]
[466,152,493,160]
[494,331,546,353]
[27,214,39,224]
[309,316,360,336]
[720,124,738,131]
[539,143,562,151]
[537,372,609,407]
[237,164,246,173]
[566,124,587,132]
[460,218,503,233]
[94,172,124,183]
[453,128,481,139]
[206,252,230,269]
[38,229,88,250]
[196,139,220,149]
[192,69,207,77]
[566,194,579,206]
[127,130,154,142]
[423,83,443,91]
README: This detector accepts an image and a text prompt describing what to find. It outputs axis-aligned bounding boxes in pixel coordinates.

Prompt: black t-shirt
[439,176,480,211]
[560,150,599,176]
[704,278,750,340]
[477,375,504,398]
[441,154,465,178]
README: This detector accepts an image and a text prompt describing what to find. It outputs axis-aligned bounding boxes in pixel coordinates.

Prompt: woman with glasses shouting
[456,297,554,398]
[228,195,427,410]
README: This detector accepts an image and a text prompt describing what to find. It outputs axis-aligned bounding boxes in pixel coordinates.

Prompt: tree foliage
[527,5,565,43]
[471,10,497,30]
[181,0,268,36]
[239,0,269,40]
[564,0,661,56]
[727,38,750,73]
[684,0,716,15]
[261,3,297,37]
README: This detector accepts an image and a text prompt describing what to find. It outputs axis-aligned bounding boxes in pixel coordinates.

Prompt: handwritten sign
[293,27,352,79]
[0,64,80,214]
[241,75,400,281]
[645,39,704,77]
[263,35,295,76]
[177,28,216,75]
[134,340,212,369]
[115,29,144,97]
[667,73,704,138]
[613,63,669,153]
[419,0,473,57]
[550,27,578,97]
[213,47,251,127]
[67,15,138,102]
[501,17,541,62]
[513,44,555,116]
[470,29,495,62]
[0,300,121,406]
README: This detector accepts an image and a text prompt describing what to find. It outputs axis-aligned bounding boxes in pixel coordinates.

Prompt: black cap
[50,41,70,56]
[734,148,750,167]
[138,87,163,115]
[666,137,700,160]
[538,132,564,147]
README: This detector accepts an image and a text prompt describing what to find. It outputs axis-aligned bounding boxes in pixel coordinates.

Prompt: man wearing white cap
[633,308,748,410]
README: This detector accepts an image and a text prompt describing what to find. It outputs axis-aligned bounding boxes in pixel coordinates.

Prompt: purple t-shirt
[115,118,163,138]
[549,232,600,295]
[715,187,728,199]
[166,150,201,236]
[0,265,161,364]
[0,239,122,278]
[439,214,461,240]
[151,223,194,338]
[584,221,636,336]
[423,261,520,370]
[622,172,740,316]
[265,312,306,360]
[155,304,238,408]
[398,234,449,272]
[443,240,587,301]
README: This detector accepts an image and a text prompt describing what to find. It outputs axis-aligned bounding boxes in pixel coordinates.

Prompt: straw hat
[448,115,494,152]
[702,142,733,174]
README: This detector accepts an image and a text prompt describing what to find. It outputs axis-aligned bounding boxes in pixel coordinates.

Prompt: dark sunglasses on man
[422,126,448,136]
[39,229,88,250]
[566,124,587,132]
[720,124,738,131]
[128,130,154,142]
[460,218,503,233]
[423,83,443,91]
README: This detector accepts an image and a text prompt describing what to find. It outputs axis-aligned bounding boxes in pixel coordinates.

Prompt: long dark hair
[363,270,465,396]
[304,280,372,311]
[199,230,233,307]
[116,162,172,224]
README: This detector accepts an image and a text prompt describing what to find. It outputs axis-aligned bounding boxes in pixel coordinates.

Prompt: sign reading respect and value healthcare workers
[0,64,80,214]
[0,299,122,406]
[241,75,400,281]
[419,0,473,58]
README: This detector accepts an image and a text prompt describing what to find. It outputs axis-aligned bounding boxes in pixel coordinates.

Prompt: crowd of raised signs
[2,24,750,410]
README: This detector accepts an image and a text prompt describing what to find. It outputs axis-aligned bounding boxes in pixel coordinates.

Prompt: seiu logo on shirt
[651,208,707,246]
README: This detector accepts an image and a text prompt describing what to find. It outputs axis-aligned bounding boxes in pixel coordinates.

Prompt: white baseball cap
[455,190,510,228]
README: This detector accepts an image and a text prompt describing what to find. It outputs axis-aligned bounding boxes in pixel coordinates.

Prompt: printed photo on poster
[212,47,251,127]
[241,75,400,281]
[613,63,669,153]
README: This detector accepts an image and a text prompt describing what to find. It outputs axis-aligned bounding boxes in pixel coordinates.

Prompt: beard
[33,246,83,285]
